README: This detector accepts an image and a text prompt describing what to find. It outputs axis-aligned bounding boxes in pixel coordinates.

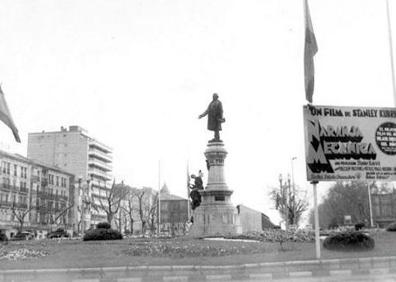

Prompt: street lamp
[291,157,297,197]
[279,173,289,232]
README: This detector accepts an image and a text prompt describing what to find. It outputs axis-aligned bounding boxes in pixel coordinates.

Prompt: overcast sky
[0,0,395,225]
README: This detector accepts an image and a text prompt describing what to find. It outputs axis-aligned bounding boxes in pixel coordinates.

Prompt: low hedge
[96,222,111,229]
[83,228,122,241]
[386,222,396,232]
[323,231,374,251]
[0,232,8,242]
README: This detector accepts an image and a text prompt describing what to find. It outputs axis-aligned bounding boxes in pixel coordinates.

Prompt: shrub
[355,222,365,231]
[83,228,122,241]
[323,231,374,251]
[0,232,8,242]
[96,222,111,229]
[386,222,396,232]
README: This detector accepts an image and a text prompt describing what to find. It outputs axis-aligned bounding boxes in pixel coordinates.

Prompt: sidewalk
[1,256,396,281]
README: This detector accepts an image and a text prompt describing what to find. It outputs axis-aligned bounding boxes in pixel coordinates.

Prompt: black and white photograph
[0,0,396,281]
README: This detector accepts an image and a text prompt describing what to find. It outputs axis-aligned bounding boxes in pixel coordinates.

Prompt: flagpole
[386,0,396,105]
[157,160,161,235]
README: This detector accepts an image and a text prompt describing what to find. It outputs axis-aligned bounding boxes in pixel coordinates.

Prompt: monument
[189,93,242,237]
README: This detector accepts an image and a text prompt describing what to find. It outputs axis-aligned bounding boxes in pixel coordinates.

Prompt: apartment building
[0,150,74,238]
[27,125,113,227]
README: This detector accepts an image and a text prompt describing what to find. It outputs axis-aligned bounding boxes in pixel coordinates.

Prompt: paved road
[273,273,396,282]
[2,270,396,282]
[3,273,396,282]
[2,256,396,282]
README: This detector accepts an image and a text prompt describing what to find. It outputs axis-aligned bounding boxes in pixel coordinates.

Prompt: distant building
[0,150,74,239]
[236,204,275,233]
[27,125,113,228]
[159,184,188,235]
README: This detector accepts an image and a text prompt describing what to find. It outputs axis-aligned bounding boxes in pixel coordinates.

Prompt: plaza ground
[0,230,394,270]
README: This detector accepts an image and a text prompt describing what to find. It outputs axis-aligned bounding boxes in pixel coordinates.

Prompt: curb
[1,256,396,281]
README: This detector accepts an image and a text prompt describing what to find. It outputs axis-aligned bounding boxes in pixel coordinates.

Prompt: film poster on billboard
[303,105,396,182]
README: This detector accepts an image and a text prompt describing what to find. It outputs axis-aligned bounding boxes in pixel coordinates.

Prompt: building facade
[0,150,74,238]
[28,125,113,228]
[236,204,275,233]
[159,184,188,236]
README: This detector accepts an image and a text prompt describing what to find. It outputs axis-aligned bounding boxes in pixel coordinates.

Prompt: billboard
[303,105,396,182]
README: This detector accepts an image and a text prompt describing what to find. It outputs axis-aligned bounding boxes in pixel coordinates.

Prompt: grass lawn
[0,230,395,270]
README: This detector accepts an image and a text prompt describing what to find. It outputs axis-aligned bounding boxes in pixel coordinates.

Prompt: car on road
[47,228,70,239]
[11,231,35,241]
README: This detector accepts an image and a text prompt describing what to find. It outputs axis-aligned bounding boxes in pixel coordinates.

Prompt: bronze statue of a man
[199,93,225,142]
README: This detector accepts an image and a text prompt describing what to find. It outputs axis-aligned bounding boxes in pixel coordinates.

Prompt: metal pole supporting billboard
[368,182,374,227]
[312,180,321,259]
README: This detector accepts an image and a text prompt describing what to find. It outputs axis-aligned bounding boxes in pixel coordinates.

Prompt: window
[215,196,225,201]
[56,176,59,186]
[6,163,10,174]
[20,168,27,179]
[14,164,17,176]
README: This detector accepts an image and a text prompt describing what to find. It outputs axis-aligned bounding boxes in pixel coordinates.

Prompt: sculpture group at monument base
[188,140,242,237]
[188,198,242,237]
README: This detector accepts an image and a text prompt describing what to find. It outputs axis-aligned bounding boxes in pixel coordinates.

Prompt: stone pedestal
[189,141,242,237]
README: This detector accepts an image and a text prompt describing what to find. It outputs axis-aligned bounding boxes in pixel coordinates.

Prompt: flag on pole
[0,85,20,143]
[304,0,318,103]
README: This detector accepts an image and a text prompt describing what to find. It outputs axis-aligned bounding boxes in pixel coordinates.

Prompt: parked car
[11,231,35,241]
[47,228,70,239]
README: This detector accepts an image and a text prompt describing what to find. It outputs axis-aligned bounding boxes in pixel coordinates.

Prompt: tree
[309,181,370,229]
[270,176,308,227]
[94,181,129,226]
[11,202,36,233]
[371,181,394,194]
[51,204,74,226]
[121,187,138,234]
[146,193,159,233]
[135,189,146,233]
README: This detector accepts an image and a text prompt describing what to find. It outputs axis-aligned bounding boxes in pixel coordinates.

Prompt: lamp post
[279,174,288,232]
[291,157,297,226]
[291,157,297,197]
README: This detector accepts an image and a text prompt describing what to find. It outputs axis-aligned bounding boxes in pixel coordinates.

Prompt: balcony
[12,203,28,209]
[31,175,40,183]
[89,139,112,154]
[88,149,112,163]
[89,168,112,181]
[0,201,11,207]
[88,158,112,172]
[19,188,29,194]
[37,191,56,200]
[90,179,111,189]
[1,183,10,191]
